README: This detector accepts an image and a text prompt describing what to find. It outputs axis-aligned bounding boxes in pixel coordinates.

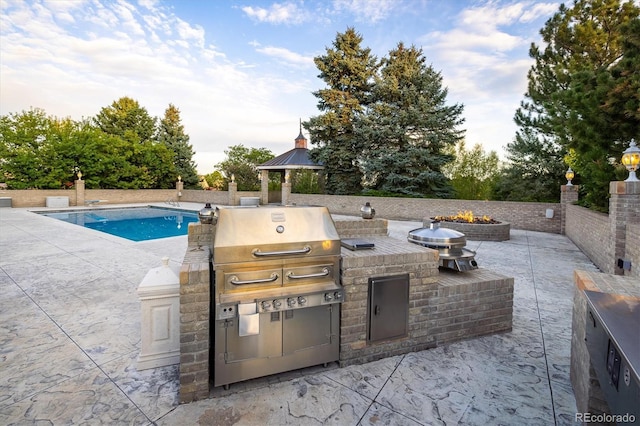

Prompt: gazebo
[257,123,324,205]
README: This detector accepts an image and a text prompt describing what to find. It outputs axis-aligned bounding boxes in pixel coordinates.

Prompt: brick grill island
[424,218,511,241]
[178,213,514,403]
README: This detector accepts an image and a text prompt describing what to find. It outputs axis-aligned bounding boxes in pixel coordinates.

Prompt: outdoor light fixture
[621,139,640,182]
[565,167,574,186]
[177,175,182,182]
[231,174,235,183]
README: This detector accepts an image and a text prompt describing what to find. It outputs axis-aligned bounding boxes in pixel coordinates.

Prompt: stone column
[176,177,184,203]
[560,185,579,235]
[228,181,237,206]
[75,178,85,206]
[282,170,291,206]
[609,180,640,275]
[260,170,269,205]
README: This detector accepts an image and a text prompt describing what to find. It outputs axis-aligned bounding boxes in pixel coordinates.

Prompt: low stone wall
[565,204,612,274]
[422,219,511,241]
[290,193,561,234]
[626,222,640,278]
[334,217,389,238]
[433,270,513,344]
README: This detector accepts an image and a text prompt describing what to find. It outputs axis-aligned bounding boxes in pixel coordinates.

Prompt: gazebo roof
[258,147,323,170]
[257,122,324,170]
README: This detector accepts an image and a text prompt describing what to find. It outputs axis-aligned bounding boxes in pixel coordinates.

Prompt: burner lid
[407,221,467,248]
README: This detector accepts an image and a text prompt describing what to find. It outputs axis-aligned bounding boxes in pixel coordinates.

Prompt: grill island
[178,210,514,403]
[210,206,343,389]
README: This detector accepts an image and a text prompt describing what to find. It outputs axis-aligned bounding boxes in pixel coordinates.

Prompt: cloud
[253,44,315,68]
[241,2,305,24]
[0,0,314,173]
[332,0,399,23]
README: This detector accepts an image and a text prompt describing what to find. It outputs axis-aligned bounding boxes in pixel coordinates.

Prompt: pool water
[39,207,200,241]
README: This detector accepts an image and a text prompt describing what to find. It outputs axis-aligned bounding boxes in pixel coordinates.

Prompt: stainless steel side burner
[407,221,478,272]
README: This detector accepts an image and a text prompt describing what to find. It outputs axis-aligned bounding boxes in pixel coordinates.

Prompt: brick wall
[179,222,214,404]
[565,204,612,274]
[626,222,640,278]
[432,270,514,344]
[289,194,561,233]
[0,188,177,207]
[339,238,440,367]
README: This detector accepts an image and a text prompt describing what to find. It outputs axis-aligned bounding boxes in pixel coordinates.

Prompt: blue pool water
[39,207,200,241]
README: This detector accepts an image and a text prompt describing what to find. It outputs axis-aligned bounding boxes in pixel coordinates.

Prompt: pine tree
[157,104,198,188]
[359,43,464,198]
[306,28,378,195]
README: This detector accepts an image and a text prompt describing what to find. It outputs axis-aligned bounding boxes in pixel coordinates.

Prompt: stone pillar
[282,170,291,206]
[260,170,269,205]
[176,178,184,203]
[75,178,85,206]
[228,181,237,206]
[609,181,640,275]
[560,184,579,235]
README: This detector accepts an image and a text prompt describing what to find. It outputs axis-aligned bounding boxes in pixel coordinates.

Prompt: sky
[0,0,563,175]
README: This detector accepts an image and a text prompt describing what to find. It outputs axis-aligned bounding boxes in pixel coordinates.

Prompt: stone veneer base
[423,218,511,241]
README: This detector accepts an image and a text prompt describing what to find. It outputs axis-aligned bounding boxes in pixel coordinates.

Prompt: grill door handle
[252,246,311,257]
[287,267,330,280]
[229,273,279,285]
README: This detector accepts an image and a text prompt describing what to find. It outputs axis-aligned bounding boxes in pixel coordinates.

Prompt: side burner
[407,221,478,272]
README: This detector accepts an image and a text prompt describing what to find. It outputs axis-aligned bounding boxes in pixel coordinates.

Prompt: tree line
[0,97,198,189]
[2,0,637,209]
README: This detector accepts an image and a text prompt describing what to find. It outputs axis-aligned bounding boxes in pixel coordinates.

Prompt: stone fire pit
[425,211,510,241]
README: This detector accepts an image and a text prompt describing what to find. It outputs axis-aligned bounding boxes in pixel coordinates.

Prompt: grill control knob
[287,298,297,307]
[324,293,333,302]
[273,299,282,309]
[261,301,271,311]
[334,291,343,301]
[297,296,307,306]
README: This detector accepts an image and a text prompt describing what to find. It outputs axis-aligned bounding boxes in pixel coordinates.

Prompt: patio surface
[0,203,599,425]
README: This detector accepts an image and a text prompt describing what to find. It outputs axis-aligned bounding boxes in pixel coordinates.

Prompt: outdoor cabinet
[367,274,409,342]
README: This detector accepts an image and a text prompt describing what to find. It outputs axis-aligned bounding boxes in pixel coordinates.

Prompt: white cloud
[241,2,304,24]
[254,44,315,67]
[332,0,398,23]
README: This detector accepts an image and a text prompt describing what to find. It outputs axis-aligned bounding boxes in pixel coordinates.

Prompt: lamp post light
[565,167,575,186]
[621,139,640,182]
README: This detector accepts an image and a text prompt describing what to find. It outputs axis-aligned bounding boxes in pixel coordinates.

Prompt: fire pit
[426,211,510,241]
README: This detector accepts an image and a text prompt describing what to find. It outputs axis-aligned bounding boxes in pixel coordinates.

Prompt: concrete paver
[0,204,598,425]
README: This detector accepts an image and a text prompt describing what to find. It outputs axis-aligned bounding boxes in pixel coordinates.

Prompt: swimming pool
[39,207,200,241]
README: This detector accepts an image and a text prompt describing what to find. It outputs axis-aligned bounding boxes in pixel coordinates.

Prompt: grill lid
[213,206,340,264]
[407,221,467,249]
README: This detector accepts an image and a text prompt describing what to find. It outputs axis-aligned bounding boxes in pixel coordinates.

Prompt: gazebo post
[260,169,269,205]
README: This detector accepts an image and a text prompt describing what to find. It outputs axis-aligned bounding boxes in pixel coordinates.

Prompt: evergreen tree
[306,28,378,195]
[359,43,464,198]
[514,0,639,210]
[157,104,198,188]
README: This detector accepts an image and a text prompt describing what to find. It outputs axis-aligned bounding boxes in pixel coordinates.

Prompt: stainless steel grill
[407,221,478,272]
[211,206,344,388]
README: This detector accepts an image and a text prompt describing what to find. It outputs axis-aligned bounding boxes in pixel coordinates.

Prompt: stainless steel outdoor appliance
[211,206,344,388]
[407,221,478,272]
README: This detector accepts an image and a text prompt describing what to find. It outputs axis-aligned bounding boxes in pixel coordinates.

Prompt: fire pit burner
[407,221,478,272]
